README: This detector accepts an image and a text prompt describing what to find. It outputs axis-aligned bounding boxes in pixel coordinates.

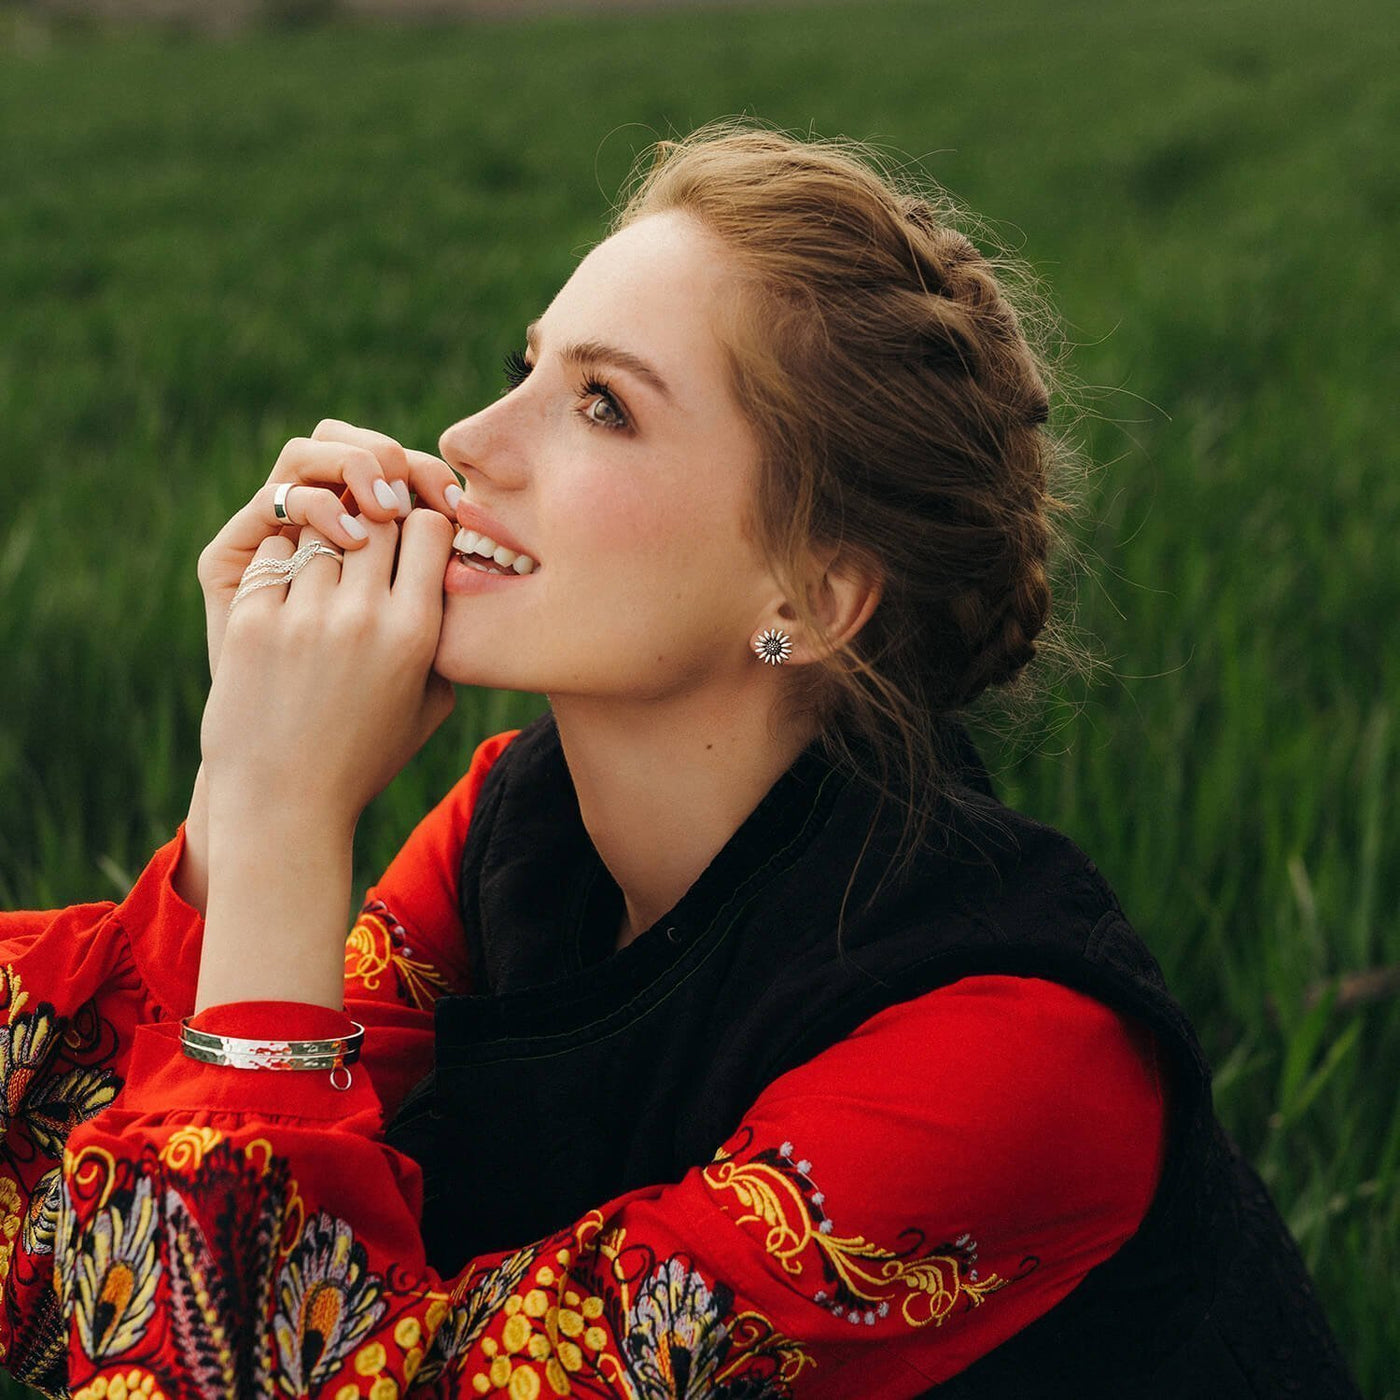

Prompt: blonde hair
[613,120,1082,874]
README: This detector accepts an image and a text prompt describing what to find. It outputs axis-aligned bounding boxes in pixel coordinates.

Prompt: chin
[432,637,525,692]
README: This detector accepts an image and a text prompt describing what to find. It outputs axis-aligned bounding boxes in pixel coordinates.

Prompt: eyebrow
[525,319,675,405]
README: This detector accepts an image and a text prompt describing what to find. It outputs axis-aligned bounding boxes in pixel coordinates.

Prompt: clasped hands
[198,418,461,839]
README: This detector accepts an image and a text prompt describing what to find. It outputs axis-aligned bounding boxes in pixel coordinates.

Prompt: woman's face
[435,210,782,704]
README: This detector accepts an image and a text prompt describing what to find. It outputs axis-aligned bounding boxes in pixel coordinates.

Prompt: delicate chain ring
[227,541,344,616]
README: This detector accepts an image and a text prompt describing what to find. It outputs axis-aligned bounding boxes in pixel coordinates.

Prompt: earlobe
[756,553,882,668]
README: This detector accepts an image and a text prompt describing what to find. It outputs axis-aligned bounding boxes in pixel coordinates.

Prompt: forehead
[537,211,734,389]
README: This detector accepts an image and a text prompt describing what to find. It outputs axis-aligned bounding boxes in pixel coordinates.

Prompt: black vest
[385,715,1357,1398]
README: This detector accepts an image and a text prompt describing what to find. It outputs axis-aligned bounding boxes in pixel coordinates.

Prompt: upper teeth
[453,528,537,574]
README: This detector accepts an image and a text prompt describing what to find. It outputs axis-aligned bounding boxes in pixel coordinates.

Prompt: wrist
[206,784,358,854]
[197,817,354,1016]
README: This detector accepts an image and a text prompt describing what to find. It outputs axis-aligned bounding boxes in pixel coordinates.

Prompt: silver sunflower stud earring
[753,628,794,666]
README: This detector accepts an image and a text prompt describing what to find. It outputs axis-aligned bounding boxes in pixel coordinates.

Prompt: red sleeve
[0,729,518,1391]
[56,974,1166,1398]
[0,826,200,1392]
[340,728,518,1117]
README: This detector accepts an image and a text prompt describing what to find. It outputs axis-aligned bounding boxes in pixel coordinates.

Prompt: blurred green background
[2,0,1396,1393]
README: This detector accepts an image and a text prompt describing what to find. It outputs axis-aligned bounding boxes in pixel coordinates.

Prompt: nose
[439,395,529,492]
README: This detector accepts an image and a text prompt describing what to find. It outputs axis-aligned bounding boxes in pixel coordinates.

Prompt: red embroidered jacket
[0,731,1165,1398]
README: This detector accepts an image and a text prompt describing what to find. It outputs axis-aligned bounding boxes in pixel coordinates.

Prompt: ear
[777,547,883,663]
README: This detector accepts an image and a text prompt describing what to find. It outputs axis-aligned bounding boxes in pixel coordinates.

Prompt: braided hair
[613,121,1081,873]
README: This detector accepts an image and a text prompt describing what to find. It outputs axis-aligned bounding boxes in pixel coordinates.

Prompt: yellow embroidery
[158,1126,222,1173]
[704,1142,1019,1328]
[1,964,29,1019]
[65,1143,120,1212]
[344,907,451,1011]
[570,1215,814,1390]
[0,1172,22,1302]
[71,1366,166,1399]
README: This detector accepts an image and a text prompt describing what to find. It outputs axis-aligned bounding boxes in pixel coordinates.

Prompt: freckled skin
[434,212,780,707]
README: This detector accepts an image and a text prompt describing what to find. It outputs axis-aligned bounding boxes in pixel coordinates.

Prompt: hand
[196,419,460,683]
[177,421,458,914]
[200,509,457,834]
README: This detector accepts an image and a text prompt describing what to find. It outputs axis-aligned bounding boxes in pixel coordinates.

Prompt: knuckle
[312,418,349,440]
[223,606,263,647]
[275,435,310,467]
[329,602,375,645]
[342,446,380,478]
[406,506,453,539]
[280,609,321,649]
[383,439,410,476]
[305,485,340,517]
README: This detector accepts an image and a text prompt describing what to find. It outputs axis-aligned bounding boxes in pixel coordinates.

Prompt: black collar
[456,714,846,998]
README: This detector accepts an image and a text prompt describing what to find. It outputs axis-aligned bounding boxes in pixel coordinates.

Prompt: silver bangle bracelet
[179,1018,365,1090]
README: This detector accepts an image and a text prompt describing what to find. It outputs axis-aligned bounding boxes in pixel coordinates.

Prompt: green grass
[1,0,1396,1393]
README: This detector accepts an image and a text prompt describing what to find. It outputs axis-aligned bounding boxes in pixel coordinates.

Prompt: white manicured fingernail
[392,480,412,514]
[445,483,463,511]
[339,512,369,541]
[373,479,399,511]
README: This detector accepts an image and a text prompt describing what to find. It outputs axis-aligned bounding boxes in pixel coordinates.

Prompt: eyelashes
[502,349,531,390]
[500,348,630,431]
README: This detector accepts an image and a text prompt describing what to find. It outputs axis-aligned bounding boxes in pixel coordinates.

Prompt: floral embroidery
[26,1064,123,1159]
[160,1140,289,1395]
[0,1171,22,1289]
[56,1135,393,1397]
[623,1256,761,1398]
[71,1365,171,1399]
[51,1135,813,1398]
[69,1173,163,1361]
[344,901,451,1011]
[274,1209,389,1392]
[0,1003,62,1131]
[0,963,122,1165]
[413,1243,536,1388]
[21,1163,61,1256]
[703,1129,1036,1329]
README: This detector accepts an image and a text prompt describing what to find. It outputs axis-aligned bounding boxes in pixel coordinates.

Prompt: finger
[226,534,296,620]
[307,420,461,517]
[265,481,374,551]
[334,511,402,602]
[204,482,362,582]
[268,437,407,524]
[391,508,455,601]
[253,533,296,562]
[405,447,464,514]
[283,524,346,605]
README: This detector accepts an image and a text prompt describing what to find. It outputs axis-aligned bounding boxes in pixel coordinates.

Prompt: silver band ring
[273,481,295,523]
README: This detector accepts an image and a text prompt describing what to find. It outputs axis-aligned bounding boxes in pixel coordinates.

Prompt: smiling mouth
[452,527,538,575]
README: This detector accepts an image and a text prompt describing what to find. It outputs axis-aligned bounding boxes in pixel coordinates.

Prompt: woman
[0,123,1356,1397]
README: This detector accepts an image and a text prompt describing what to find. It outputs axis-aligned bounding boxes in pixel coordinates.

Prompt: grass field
[2,0,1396,1392]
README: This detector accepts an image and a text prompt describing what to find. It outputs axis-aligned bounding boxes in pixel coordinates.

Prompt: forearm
[171,762,210,914]
[194,803,353,1014]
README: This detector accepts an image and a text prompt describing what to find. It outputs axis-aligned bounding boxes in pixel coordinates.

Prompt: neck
[548,689,819,950]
